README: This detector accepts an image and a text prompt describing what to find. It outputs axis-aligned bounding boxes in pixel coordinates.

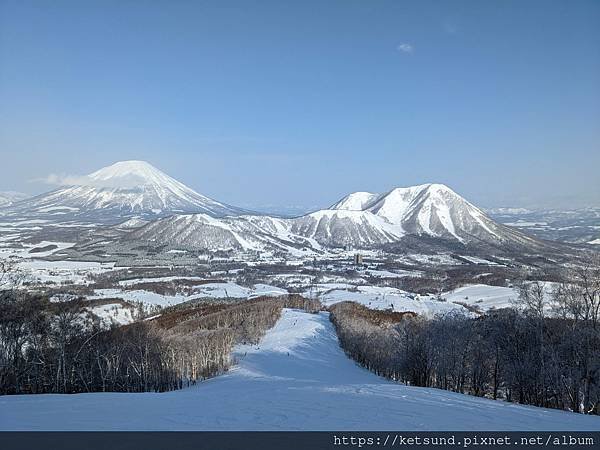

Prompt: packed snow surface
[441,284,518,310]
[1,309,597,431]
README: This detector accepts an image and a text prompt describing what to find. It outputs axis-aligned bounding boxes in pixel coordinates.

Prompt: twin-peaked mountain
[272,184,540,250]
[327,184,517,244]
[2,160,546,253]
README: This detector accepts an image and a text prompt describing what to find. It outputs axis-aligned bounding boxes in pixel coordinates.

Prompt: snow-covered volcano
[6,161,248,222]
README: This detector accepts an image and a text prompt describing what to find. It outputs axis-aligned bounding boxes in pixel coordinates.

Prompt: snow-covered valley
[1,309,598,431]
[1,159,599,431]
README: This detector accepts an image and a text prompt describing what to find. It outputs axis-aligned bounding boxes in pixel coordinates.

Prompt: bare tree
[553,257,600,414]
[0,258,25,292]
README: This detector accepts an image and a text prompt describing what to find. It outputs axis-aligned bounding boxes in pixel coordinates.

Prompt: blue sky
[1,0,599,210]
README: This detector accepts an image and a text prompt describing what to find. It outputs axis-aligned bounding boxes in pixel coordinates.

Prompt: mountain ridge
[2,160,557,254]
[0,191,29,207]
[125,182,551,255]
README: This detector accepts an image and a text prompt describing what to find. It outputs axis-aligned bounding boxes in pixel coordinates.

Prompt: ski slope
[1,309,598,430]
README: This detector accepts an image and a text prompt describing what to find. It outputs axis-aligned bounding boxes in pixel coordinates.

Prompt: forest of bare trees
[330,263,600,415]
[1,252,598,418]
[0,289,283,395]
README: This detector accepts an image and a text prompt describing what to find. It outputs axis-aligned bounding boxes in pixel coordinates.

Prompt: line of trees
[330,264,600,415]
[0,291,283,395]
[281,294,322,314]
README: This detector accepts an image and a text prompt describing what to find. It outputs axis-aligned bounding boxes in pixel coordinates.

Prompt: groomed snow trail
[1,309,598,430]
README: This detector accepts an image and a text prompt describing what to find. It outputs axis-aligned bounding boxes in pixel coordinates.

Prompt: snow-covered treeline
[330,267,600,416]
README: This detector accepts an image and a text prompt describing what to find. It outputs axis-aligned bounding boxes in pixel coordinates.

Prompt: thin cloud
[32,173,90,186]
[397,43,413,54]
[30,173,144,189]
[443,16,460,34]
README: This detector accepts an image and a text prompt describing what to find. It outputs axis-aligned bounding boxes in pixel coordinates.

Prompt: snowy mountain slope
[1,309,597,431]
[368,184,476,239]
[5,161,248,222]
[329,191,379,211]
[113,217,150,230]
[128,213,321,255]
[127,208,404,252]
[288,209,403,247]
[0,191,28,208]
[374,184,507,243]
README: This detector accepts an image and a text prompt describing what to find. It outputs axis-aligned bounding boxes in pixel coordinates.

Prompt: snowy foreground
[1,310,598,431]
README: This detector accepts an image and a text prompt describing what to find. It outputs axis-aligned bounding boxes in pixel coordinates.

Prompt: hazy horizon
[2,156,599,213]
[1,1,599,210]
